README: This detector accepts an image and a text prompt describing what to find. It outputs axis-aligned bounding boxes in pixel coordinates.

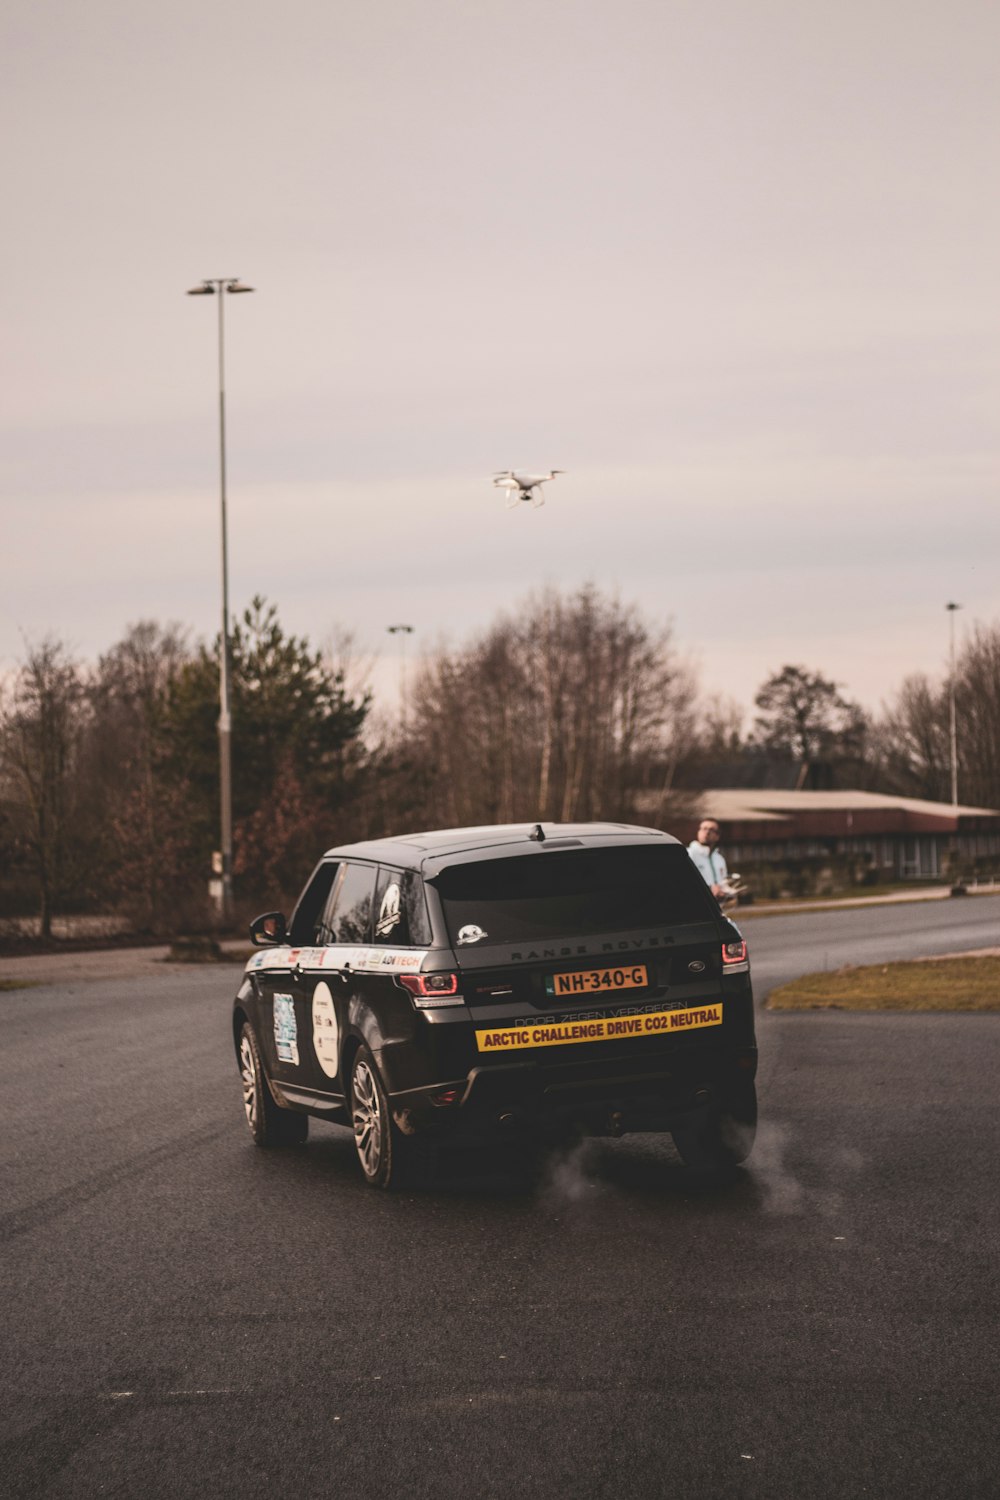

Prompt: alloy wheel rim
[239,1036,258,1129]
[352,1060,383,1177]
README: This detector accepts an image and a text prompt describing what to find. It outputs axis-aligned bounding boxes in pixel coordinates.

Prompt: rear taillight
[722,940,749,971]
[399,972,463,1008]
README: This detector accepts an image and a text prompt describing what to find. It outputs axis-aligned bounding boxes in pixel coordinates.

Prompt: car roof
[323,821,680,875]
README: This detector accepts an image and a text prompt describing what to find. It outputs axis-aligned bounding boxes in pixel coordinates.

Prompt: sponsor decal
[474,1003,723,1053]
[376,882,401,937]
[246,945,429,974]
[514,999,676,1026]
[356,948,426,971]
[311,982,340,1078]
[247,947,295,973]
[457,924,488,946]
[273,994,299,1065]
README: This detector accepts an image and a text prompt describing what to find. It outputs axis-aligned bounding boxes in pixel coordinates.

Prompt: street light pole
[387,624,415,730]
[187,277,255,922]
[946,601,962,808]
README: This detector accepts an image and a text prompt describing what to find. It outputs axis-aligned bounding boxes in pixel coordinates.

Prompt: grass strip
[766,956,1000,1012]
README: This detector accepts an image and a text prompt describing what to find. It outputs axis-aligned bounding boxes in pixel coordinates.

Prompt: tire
[238,1022,309,1147]
[672,1084,757,1173]
[350,1044,413,1189]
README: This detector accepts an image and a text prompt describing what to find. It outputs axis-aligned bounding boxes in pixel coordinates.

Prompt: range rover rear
[233,821,758,1187]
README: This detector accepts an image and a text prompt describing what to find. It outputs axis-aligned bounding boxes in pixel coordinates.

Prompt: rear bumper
[389,1041,758,1140]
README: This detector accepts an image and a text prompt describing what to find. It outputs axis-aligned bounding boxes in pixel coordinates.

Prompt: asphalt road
[2,905,999,1500]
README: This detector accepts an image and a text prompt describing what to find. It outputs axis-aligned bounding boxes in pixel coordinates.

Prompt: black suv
[233,821,757,1186]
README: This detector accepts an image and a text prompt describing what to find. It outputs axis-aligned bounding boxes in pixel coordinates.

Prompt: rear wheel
[350,1045,413,1189]
[238,1022,309,1147]
[672,1084,756,1173]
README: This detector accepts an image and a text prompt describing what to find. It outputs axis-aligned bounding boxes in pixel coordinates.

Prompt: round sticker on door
[312,982,340,1078]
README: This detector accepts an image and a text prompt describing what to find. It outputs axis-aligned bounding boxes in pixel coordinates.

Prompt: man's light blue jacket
[687,839,728,888]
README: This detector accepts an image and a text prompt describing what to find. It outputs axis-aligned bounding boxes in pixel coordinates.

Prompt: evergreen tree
[161,597,371,904]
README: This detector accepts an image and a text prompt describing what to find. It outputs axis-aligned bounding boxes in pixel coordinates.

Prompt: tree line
[2,586,998,937]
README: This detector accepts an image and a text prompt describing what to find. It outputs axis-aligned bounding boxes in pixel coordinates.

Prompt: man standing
[687,818,729,898]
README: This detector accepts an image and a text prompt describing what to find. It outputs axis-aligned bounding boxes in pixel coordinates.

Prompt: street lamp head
[186,279,255,296]
[945,601,962,612]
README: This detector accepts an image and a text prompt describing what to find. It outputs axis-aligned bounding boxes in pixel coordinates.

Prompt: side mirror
[249,911,287,947]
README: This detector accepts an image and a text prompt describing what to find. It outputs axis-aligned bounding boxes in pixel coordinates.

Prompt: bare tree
[88,622,197,928]
[0,639,88,937]
[869,622,1000,810]
[870,674,950,802]
[754,665,868,783]
[953,623,1000,809]
[695,696,746,761]
[405,585,697,827]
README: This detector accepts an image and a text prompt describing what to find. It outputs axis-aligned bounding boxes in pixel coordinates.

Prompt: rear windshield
[434,845,714,945]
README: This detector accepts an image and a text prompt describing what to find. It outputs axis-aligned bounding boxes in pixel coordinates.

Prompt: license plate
[545,964,648,998]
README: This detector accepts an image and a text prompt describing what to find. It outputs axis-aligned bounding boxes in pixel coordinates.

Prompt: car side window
[323,862,377,944]
[404,872,433,946]
[314,866,346,945]
[372,867,432,947]
[289,861,341,945]
[367,870,431,948]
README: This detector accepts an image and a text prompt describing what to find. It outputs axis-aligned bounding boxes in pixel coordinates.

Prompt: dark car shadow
[237,1118,766,1212]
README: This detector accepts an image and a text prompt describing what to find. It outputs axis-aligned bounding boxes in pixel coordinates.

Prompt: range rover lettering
[233,822,758,1187]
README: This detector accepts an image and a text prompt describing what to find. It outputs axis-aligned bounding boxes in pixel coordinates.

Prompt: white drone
[492,469,564,508]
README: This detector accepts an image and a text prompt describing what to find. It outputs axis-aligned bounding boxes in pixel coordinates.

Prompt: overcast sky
[3,0,997,720]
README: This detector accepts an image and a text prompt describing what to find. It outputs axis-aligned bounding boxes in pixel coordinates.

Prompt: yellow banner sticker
[474,1003,723,1053]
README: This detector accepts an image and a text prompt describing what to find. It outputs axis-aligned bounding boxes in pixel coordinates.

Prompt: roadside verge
[767,952,1000,1012]
[0,942,249,989]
